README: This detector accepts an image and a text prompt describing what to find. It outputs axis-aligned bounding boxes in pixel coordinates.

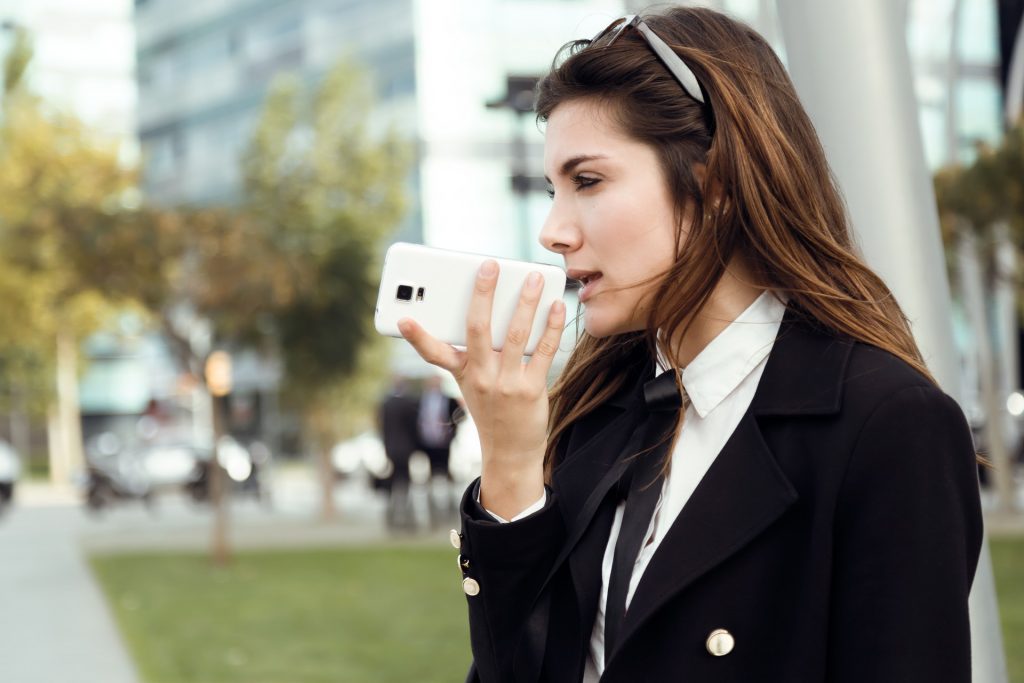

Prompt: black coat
[456,306,983,683]
[379,392,420,464]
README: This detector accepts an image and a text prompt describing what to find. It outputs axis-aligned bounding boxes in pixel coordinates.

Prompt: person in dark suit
[417,374,462,525]
[378,376,421,532]
[398,7,983,682]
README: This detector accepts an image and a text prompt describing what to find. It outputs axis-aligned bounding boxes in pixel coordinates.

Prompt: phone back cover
[375,243,566,354]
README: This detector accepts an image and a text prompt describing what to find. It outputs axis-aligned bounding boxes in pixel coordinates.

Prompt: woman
[399,7,983,682]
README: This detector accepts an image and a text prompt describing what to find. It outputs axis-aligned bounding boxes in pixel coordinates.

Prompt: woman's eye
[572,174,600,190]
[547,176,599,199]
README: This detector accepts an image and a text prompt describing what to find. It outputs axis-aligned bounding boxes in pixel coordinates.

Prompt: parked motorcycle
[83,450,154,513]
[184,436,268,504]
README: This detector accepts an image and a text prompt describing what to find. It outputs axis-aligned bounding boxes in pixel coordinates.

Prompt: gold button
[706,629,734,656]
[456,555,469,572]
[462,577,480,596]
[449,529,461,549]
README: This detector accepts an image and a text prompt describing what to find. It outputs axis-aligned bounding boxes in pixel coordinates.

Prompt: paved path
[1,498,141,683]
[0,470,459,683]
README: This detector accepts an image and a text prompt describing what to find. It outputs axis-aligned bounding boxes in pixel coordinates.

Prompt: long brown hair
[536,7,938,474]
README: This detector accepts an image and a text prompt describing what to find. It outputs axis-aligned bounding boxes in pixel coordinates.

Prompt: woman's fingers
[398,318,464,374]
[525,299,566,385]
[466,260,498,366]
[500,271,545,375]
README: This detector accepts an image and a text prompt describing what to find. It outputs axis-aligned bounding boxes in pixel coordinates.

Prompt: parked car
[0,440,21,513]
[331,431,391,486]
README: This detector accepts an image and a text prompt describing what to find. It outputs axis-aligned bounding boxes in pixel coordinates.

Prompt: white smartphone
[375,242,567,354]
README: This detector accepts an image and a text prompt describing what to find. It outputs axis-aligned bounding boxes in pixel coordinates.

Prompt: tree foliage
[934,118,1024,244]
[933,118,1024,298]
[236,61,410,444]
[0,28,134,414]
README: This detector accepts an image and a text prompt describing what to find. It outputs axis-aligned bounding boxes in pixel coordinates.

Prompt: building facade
[134,0,418,213]
[0,0,136,147]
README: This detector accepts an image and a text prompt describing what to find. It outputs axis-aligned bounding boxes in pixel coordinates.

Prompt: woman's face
[539,99,685,338]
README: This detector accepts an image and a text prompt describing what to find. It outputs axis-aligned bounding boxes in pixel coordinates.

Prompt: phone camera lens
[396,285,413,301]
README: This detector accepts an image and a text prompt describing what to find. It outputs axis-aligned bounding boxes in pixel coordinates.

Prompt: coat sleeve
[458,478,566,683]
[825,384,983,682]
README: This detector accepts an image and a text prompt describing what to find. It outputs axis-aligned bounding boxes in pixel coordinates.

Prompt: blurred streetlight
[486,75,546,261]
[205,351,233,398]
[1007,391,1024,417]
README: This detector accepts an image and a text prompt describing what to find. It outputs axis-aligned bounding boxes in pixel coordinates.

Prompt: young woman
[399,7,983,682]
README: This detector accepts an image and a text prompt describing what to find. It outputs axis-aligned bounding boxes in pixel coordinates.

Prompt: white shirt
[484,290,788,680]
[418,389,449,447]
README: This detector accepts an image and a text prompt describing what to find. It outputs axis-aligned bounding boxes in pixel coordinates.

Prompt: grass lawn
[992,537,1024,683]
[90,545,471,683]
[92,537,1024,683]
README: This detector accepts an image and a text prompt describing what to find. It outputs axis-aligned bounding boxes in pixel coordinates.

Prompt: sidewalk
[0,471,457,683]
[0,495,141,683]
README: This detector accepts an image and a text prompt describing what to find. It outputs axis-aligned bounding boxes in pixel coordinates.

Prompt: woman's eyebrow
[544,154,609,183]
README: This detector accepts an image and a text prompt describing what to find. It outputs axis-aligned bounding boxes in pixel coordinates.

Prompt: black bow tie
[643,368,686,412]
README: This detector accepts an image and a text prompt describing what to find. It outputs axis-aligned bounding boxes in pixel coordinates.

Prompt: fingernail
[397,319,411,334]
[480,260,497,277]
[527,272,542,289]
[552,300,565,314]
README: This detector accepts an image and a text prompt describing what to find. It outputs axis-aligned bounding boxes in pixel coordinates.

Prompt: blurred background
[0,0,1022,682]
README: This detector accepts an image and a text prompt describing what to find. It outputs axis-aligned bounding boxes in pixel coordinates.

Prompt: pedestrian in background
[417,374,462,526]
[378,376,420,532]
[399,6,983,682]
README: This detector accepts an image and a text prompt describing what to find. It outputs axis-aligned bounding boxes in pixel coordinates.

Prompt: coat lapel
[612,408,797,652]
[608,306,854,662]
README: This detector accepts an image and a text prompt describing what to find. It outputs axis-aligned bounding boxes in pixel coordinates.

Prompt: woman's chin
[582,309,635,339]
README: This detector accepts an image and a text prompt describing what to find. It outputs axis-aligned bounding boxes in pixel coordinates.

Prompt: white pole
[1004,11,1024,125]
[776,1,1008,681]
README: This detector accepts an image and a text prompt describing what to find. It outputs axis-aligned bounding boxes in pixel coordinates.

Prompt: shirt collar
[657,290,788,419]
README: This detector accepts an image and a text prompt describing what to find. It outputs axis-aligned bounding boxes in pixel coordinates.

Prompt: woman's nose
[538,202,581,255]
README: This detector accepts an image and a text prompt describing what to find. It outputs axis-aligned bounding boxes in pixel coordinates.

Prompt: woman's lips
[578,273,603,303]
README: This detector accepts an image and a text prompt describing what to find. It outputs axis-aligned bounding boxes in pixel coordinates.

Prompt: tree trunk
[46,404,63,484]
[318,442,337,522]
[9,387,31,472]
[958,230,1017,513]
[50,329,84,485]
[209,391,231,566]
[992,223,1020,468]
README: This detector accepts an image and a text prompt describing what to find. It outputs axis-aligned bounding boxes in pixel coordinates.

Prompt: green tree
[238,61,410,519]
[933,118,1024,515]
[100,60,409,527]
[0,27,136,479]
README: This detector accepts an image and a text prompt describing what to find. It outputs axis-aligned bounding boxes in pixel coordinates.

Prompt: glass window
[144,135,176,181]
[183,35,232,77]
[957,0,998,64]
[907,0,955,64]
[955,78,1001,159]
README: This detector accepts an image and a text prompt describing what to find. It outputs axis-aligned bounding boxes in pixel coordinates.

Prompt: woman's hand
[398,260,566,519]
